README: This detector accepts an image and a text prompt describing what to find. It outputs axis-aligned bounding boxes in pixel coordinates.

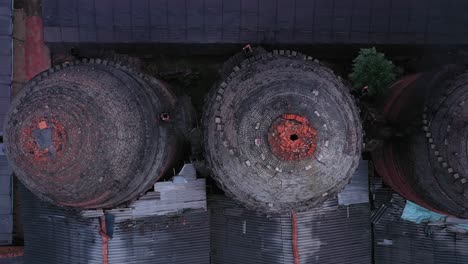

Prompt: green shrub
[350,47,397,97]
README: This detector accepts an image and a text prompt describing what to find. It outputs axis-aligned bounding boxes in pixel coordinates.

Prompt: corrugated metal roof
[373,194,468,264]
[109,210,210,264]
[370,170,394,209]
[209,195,372,264]
[0,257,24,264]
[21,187,102,263]
[0,154,13,246]
[0,0,11,127]
[21,186,210,264]
[20,157,468,264]
[338,159,369,205]
[0,0,12,247]
[41,0,468,44]
[371,176,468,264]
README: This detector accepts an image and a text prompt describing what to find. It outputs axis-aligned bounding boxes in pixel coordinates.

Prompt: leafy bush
[350,47,397,97]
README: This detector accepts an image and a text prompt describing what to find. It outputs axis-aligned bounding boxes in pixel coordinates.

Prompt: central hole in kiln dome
[290,134,299,141]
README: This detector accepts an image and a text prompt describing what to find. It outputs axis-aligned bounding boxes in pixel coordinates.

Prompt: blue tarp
[401,201,446,224]
[401,201,468,230]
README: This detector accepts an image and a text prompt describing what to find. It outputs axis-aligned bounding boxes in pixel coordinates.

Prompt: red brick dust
[268,114,318,161]
[19,118,67,162]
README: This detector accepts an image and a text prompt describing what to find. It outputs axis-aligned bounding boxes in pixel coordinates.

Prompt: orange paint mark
[38,120,47,129]
[291,211,300,264]
[99,216,111,264]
